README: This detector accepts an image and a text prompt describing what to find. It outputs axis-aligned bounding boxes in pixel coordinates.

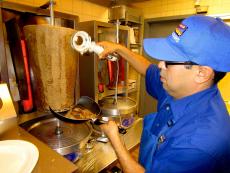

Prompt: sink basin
[0,140,39,173]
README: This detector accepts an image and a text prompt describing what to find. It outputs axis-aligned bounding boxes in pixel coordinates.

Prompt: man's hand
[100,120,119,139]
[97,41,121,60]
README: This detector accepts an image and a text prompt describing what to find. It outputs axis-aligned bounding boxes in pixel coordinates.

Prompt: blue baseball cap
[143,15,230,72]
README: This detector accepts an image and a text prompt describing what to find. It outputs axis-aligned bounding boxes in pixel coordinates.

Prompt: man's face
[158,61,198,99]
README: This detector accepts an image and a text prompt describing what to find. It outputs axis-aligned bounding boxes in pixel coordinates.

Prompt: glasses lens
[165,61,197,68]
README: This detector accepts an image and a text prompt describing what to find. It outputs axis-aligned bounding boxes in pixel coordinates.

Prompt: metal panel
[0,7,9,84]
[109,5,142,24]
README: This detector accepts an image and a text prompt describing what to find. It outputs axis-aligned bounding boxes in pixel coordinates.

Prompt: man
[98,15,230,173]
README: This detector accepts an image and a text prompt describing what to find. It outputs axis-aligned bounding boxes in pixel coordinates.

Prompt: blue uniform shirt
[139,64,230,173]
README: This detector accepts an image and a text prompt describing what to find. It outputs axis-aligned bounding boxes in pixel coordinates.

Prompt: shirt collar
[168,85,219,123]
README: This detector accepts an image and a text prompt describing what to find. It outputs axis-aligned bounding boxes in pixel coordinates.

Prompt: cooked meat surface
[65,106,97,120]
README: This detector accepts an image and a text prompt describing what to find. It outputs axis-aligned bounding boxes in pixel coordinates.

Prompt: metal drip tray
[20,114,92,156]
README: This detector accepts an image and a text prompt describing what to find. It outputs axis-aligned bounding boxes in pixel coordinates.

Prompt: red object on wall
[21,39,33,112]
[107,61,114,87]
[119,58,125,82]
[107,57,125,88]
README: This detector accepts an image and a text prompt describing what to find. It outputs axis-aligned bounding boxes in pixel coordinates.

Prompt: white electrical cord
[114,19,120,105]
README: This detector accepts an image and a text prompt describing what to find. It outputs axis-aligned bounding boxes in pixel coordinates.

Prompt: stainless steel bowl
[99,96,137,117]
[98,96,137,128]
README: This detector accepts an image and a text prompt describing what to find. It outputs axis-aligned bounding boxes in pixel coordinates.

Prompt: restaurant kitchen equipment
[0,1,79,113]
[1,2,87,163]
[70,29,137,130]
[20,114,92,162]
[49,96,127,134]
[0,1,140,165]
[99,96,136,129]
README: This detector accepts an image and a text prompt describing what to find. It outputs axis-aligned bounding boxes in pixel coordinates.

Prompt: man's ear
[194,66,214,84]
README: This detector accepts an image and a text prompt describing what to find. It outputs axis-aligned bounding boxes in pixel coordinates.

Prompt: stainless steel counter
[75,118,143,172]
[1,112,143,173]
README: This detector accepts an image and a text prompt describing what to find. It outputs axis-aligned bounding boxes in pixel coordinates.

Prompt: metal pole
[50,0,54,26]
[114,19,120,104]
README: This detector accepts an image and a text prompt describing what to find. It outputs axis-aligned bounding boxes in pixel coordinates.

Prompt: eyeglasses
[165,61,198,68]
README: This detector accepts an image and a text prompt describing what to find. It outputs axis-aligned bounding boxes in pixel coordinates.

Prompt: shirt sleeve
[145,64,167,104]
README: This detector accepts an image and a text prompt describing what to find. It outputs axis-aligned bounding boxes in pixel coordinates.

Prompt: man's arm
[97,41,151,76]
[100,121,145,173]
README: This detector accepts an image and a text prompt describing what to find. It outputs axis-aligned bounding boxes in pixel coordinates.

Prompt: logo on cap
[172,23,188,42]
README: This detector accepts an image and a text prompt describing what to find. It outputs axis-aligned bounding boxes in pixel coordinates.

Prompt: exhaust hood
[108,5,142,24]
